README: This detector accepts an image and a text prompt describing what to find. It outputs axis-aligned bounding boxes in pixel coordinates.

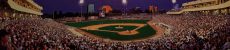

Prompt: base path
[146,20,164,39]
[67,27,84,36]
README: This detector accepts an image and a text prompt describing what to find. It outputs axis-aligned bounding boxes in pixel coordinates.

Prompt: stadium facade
[0,0,43,18]
[167,0,230,15]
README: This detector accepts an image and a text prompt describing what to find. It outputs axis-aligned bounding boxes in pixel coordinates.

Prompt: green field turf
[65,20,148,28]
[98,25,138,31]
[65,20,156,41]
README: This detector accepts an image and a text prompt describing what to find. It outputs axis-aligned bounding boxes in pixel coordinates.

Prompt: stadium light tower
[122,0,128,17]
[79,0,84,17]
[172,0,176,9]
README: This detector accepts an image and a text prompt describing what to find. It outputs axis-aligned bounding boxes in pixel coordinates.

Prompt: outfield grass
[98,25,138,31]
[65,20,149,28]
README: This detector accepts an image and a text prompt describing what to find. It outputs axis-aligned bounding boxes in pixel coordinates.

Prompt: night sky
[34,0,192,14]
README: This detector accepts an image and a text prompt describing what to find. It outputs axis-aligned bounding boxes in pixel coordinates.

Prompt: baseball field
[66,20,157,41]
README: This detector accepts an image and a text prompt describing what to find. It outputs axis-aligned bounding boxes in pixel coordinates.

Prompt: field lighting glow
[122,0,127,5]
[79,0,84,4]
[172,0,176,4]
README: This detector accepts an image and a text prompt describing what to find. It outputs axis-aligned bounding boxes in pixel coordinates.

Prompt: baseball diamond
[66,20,158,41]
[1,0,230,50]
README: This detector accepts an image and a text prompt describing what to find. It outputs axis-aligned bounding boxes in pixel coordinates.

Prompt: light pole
[172,0,177,9]
[79,0,84,17]
[53,11,55,19]
[122,0,127,17]
[80,5,83,17]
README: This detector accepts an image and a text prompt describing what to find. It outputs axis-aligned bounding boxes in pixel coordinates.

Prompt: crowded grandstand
[0,0,230,50]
